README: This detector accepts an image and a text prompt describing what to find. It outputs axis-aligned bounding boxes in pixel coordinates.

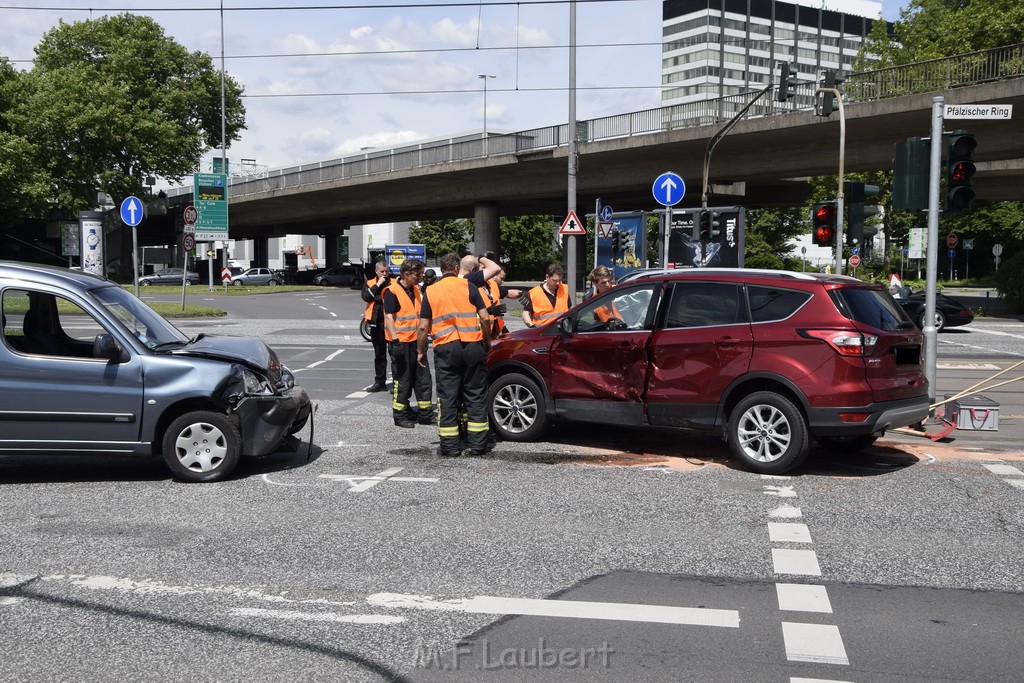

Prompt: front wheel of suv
[487,372,548,442]
[728,391,809,474]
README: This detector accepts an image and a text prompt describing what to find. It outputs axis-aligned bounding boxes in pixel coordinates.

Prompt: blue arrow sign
[948,248,957,258]
[120,196,144,227]
[652,172,685,207]
[599,205,613,221]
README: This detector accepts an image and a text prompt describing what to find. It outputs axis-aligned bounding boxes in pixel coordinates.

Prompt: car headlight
[242,368,274,395]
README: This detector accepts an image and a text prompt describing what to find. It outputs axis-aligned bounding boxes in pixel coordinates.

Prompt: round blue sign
[599,205,614,222]
[948,248,957,258]
[652,172,685,207]
[119,196,144,227]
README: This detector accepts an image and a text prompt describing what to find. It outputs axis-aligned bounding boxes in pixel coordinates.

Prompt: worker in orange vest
[384,259,434,428]
[521,263,570,328]
[360,260,390,392]
[417,252,491,457]
[479,266,522,338]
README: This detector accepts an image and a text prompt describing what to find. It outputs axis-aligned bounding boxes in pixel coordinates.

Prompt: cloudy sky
[3,0,904,180]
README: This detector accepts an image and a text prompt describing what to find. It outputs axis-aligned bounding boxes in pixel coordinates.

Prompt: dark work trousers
[390,340,434,423]
[369,322,387,386]
[433,340,489,455]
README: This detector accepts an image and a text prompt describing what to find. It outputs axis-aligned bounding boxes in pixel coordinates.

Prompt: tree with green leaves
[498,215,561,280]
[0,58,51,227]
[410,219,472,260]
[8,13,245,215]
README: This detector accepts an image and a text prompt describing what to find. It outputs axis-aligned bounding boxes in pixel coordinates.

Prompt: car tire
[816,434,878,453]
[139,279,151,286]
[161,410,241,483]
[232,279,242,286]
[184,280,192,286]
[351,277,363,289]
[727,391,809,474]
[487,372,548,442]
[268,279,278,287]
[359,318,372,342]
[918,310,946,332]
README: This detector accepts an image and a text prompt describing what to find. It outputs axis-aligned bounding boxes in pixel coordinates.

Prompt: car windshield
[90,285,189,349]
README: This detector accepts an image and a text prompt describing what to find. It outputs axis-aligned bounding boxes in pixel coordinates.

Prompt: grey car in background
[0,261,312,482]
[230,267,284,286]
[313,265,363,287]
[139,267,200,286]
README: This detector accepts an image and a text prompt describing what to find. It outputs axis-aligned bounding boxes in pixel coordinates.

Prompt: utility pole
[566,0,578,299]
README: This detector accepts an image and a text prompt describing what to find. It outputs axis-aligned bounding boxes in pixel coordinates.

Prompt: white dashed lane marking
[772,548,822,576]
[768,522,813,543]
[983,463,1023,476]
[776,583,833,614]
[781,622,850,665]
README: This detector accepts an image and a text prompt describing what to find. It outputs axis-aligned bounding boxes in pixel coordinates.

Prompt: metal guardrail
[166,43,1024,201]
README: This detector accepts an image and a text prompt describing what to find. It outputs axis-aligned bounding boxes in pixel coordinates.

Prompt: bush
[994,252,1024,313]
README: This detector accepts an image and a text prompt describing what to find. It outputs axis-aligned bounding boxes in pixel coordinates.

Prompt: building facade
[662,0,883,119]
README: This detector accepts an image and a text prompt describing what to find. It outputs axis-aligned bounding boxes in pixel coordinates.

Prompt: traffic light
[814,70,844,117]
[812,202,837,247]
[611,229,621,252]
[946,130,976,212]
[776,61,797,102]
[845,181,881,247]
[698,210,720,240]
[893,137,929,211]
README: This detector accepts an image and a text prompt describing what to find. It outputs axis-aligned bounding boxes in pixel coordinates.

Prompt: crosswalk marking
[772,548,822,576]
[776,583,833,613]
[769,522,812,543]
[781,622,849,665]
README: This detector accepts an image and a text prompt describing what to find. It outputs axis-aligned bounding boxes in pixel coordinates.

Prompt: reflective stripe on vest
[430,277,483,346]
[528,283,569,325]
[385,281,421,342]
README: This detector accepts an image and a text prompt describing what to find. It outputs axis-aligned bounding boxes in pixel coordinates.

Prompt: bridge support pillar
[254,236,269,268]
[325,233,339,268]
[473,202,500,258]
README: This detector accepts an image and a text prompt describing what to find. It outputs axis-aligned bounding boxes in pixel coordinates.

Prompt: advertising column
[78,210,104,277]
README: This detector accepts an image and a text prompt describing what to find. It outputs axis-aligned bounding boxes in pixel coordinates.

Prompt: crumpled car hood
[171,334,282,383]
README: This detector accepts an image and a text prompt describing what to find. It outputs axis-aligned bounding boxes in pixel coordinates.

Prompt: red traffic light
[814,204,836,223]
[949,160,975,183]
[813,226,835,247]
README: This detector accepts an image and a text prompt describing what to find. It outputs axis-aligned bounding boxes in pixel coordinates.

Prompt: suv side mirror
[93,333,128,363]
[558,317,575,336]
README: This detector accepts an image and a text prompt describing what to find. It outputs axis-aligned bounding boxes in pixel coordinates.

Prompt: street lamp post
[478,74,495,156]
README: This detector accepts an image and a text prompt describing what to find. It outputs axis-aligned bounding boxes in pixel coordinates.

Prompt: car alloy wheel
[728,391,809,474]
[487,372,548,441]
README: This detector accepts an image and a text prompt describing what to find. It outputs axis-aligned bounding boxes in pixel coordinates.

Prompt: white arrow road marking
[320,468,439,492]
[366,593,739,627]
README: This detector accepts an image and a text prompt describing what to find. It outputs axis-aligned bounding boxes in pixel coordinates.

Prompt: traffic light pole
[817,86,846,275]
[701,84,773,212]
[923,96,945,405]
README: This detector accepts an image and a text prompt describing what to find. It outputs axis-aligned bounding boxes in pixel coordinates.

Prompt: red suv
[486,269,929,473]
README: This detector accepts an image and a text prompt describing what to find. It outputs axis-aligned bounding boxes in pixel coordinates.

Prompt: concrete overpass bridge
[161,43,1024,264]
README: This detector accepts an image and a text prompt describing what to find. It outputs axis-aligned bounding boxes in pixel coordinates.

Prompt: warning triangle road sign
[558,210,586,235]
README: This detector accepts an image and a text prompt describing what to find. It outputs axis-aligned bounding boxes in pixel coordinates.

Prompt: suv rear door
[830,285,926,402]
[547,283,661,426]
[646,280,752,430]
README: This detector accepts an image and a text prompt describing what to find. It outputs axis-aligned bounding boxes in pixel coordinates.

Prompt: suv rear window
[747,286,811,323]
[831,287,913,331]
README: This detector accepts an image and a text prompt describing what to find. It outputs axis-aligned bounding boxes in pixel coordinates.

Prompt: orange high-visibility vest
[527,283,569,326]
[385,281,421,342]
[479,280,506,337]
[363,276,382,322]
[429,276,484,346]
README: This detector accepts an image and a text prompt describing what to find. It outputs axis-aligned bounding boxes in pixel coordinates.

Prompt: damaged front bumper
[233,384,312,456]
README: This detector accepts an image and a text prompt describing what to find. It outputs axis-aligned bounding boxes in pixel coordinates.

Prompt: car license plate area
[892,346,921,365]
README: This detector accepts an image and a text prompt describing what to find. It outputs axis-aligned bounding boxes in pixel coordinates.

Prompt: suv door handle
[715,337,737,347]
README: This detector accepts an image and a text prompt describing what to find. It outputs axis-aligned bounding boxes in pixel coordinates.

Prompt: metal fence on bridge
[166,43,1024,201]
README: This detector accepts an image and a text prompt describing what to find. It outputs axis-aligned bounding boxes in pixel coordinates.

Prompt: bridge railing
[168,43,1023,201]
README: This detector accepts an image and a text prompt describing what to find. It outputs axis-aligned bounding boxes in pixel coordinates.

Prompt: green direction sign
[193,172,229,241]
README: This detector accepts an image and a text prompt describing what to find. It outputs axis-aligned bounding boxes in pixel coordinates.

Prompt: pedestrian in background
[361,260,390,392]
[384,259,434,428]
[417,252,491,457]
[521,263,569,328]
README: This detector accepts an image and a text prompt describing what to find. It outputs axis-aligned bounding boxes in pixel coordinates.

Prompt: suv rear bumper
[806,395,931,437]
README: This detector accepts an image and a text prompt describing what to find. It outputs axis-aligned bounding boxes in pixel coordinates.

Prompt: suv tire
[728,391,809,474]
[162,410,241,483]
[488,372,548,442]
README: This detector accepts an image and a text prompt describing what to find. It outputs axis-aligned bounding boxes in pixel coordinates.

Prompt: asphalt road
[1,287,1022,682]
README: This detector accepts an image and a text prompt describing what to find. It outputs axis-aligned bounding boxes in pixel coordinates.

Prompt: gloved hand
[487,303,507,316]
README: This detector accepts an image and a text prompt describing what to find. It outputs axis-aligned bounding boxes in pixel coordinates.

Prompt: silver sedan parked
[230,268,284,286]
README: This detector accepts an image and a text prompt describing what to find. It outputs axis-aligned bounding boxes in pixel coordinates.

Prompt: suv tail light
[798,329,878,356]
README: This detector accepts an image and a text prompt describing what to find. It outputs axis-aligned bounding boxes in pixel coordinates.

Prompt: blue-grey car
[0,261,312,482]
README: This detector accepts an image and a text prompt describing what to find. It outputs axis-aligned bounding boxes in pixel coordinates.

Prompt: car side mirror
[558,317,575,336]
[93,333,128,363]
